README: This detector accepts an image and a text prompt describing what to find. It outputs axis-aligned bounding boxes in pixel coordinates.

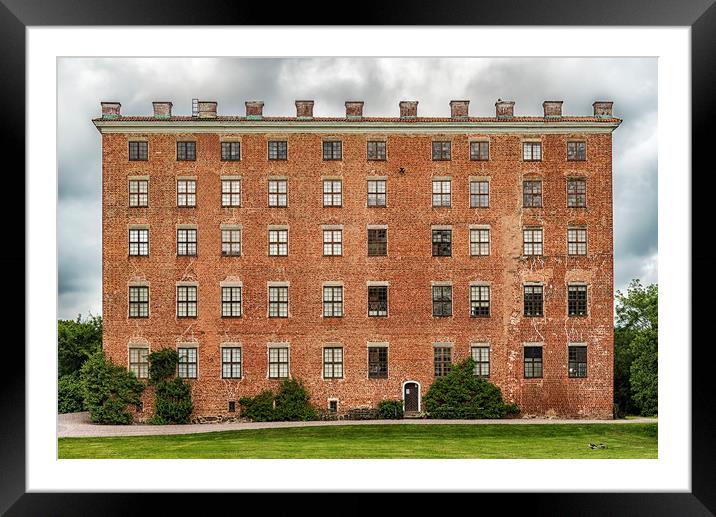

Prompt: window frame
[470,228,490,256]
[221,228,241,256]
[128,141,148,161]
[178,347,198,379]
[523,141,543,161]
[323,347,344,379]
[323,286,344,317]
[268,229,288,256]
[268,140,288,161]
[567,141,587,161]
[567,227,588,256]
[367,228,387,257]
[470,180,489,208]
[523,227,544,256]
[432,141,452,160]
[523,179,543,208]
[128,179,148,207]
[567,177,587,208]
[432,179,452,207]
[268,179,288,207]
[221,179,241,207]
[323,229,343,256]
[221,286,242,318]
[128,286,149,318]
[176,179,196,207]
[176,141,196,161]
[432,285,453,317]
[177,228,197,256]
[367,140,387,161]
[470,141,490,161]
[323,179,343,207]
[433,346,452,377]
[129,347,149,379]
[268,286,289,318]
[368,346,388,379]
[432,229,452,257]
[128,228,149,256]
[367,179,387,207]
[221,141,241,161]
[524,346,543,378]
[322,140,343,161]
[568,284,588,317]
[176,285,197,318]
[367,286,388,317]
[268,347,289,379]
[568,345,588,378]
[524,285,544,317]
[221,346,242,379]
[471,346,490,378]
[470,285,490,317]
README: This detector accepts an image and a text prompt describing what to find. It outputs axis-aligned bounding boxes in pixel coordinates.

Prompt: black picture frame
[3,0,713,513]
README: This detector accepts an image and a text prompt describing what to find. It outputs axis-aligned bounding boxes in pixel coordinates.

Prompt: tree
[148,348,193,424]
[614,280,658,416]
[58,314,102,378]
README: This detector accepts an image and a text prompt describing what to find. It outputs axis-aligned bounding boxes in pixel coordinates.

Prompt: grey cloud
[57,57,657,319]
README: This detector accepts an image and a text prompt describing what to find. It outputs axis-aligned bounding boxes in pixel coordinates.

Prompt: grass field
[58,423,657,459]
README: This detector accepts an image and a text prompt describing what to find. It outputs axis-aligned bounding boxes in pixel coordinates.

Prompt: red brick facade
[95,99,620,420]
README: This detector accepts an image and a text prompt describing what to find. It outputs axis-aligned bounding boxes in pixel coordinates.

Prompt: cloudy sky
[57,57,657,320]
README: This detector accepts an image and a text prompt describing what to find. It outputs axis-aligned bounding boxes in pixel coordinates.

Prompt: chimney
[197,101,217,119]
[593,101,614,118]
[245,101,264,119]
[345,101,364,119]
[495,99,515,119]
[295,100,314,119]
[152,101,172,118]
[450,100,470,119]
[101,102,121,119]
[399,101,418,119]
[542,100,563,118]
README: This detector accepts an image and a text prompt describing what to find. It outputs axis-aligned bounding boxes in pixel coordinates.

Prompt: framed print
[5,0,714,513]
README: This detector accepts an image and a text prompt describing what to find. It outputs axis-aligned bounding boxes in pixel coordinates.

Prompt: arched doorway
[403,381,421,412]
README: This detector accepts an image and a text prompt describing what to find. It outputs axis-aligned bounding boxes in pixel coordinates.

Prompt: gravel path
[58,412,657,438]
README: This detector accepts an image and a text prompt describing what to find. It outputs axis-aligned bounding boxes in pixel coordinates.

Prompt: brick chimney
[101,102,121,119]
[345,101,364,119]
[495,99,515,119]
[197,101,217,119]
[295,100,314,119]
[245,101,264,119]
[593,101,614,118]
[450,100,469,119]
[399,101,418,119]
[543,101,563,118]
[152,101,172,118]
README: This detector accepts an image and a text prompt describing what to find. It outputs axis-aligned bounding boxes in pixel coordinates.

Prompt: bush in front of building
[424,357,519,419]
[58,371,86,414]
[239,378,318,422]
[148,348,194,424]
[378,400,404,419]
[80,351,145,424]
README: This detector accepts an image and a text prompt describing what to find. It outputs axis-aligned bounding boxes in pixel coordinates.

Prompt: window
[470,285,490,317]
[221,141,241,161]
[432,230,452,257]
[368,286,388,317]
[268,180,288,207]
[268,286,288,317]
[178,348,197,379]
[129,180,148,207]
[323,286,343,317]
[177,286,197,318]
[323,230,343,256]
[129,348,149,379]
[568,228,587,256]
[470,141,489,161]
[329,400,338,412]
[368,229,387,257]
[177,179,196,207]
[268,347,289,378]
[471,346,490,377]
[367,141,386,160]
[128,141,147,161]
[129,229,148,256]
[568,285,587,316]
[323,141,342,160]
[567,178,587,208]
[323,347,344,378]
[368,347,388,379]
[567,141,586,161]
[221,229,241,256]
[470,181,489,208]
[177,141,196,161]
[221,179,241,207]
[129,286,149,318]
[432,141,451,160]
[323,180,342,207]
[523,142,542,161]
[524,285,544,317]
[432,286,452,317]
[523,228,543,256]
[268,140,287,160]
[268,229,288,256]
[221,287,242,317]
[568,345,588,378]
[434,347,452,377]
[523,180,543,207]
[221,347,242,378]
[524,346,543,378]
[177,228,197,256]
[470,228,490,256]
[228,401,236,412]
[432,180,451,207]
[367,180,386,207]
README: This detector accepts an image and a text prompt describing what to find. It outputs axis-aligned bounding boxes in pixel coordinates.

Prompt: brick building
[94,97,620,419]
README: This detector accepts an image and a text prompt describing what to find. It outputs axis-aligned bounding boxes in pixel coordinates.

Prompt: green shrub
[58,314,102,378]
[151,377,193,425]
[79,351,144,424]
[239,390,276,422]
[274,378,318,421]
[147,348,194,424]
[239,379,318,422]
[424,358,519,419]
[378,400,404,419]
[58,371,85,413]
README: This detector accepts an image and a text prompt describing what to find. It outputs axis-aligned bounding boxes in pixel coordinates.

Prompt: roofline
[93,118,621,134]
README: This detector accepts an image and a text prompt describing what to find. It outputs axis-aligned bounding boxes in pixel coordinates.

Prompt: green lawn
[58,423,657,459]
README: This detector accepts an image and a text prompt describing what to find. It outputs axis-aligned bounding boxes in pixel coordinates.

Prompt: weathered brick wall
[102,128,614,419]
